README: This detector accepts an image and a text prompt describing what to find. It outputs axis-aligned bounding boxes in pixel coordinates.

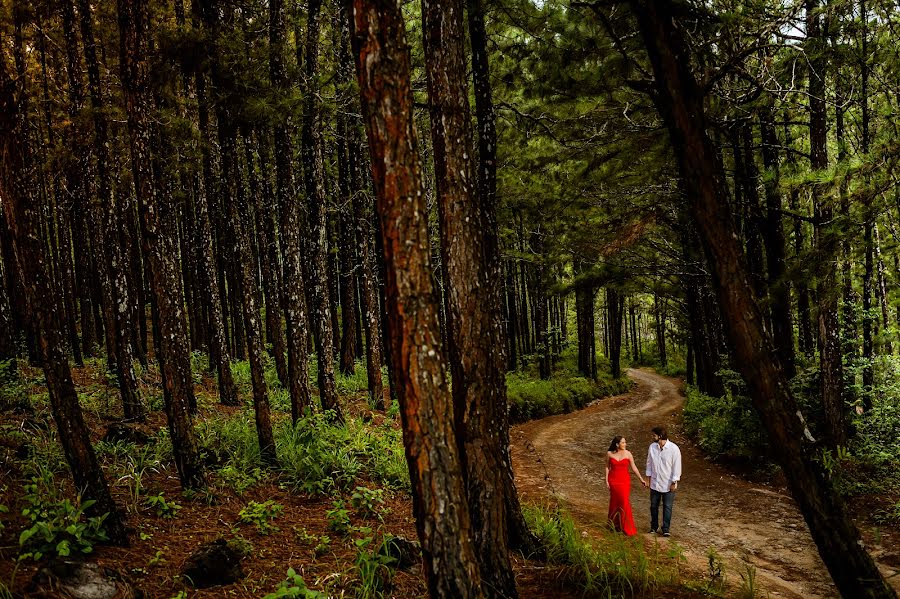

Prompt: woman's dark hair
[608,436,624,452]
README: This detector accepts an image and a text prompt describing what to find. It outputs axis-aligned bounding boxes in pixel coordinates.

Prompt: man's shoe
[648,529,657,534]
[662,531,671,537]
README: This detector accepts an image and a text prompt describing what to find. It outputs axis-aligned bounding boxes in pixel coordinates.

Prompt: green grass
[523,503,688,596]
[507,349,632,424]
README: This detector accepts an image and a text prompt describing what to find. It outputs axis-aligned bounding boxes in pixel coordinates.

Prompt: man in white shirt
[645,426,682,536]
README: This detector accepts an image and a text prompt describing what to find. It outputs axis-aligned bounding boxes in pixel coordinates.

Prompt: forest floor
[511,368,900,598]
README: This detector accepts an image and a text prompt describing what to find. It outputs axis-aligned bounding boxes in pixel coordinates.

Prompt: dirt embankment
[510,368,900,598]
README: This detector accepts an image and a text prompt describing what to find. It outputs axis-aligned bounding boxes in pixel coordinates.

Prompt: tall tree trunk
[807,0,846,447]
[339,16,385,410]
[349,2,485,596]
[630,2,896,595]
[77,0,143,420]
[303,0,342,421]
[421,0,521,593]
[117,0,205,489]
[467,0,538,557]
[759,106,795,378]
[874,224,891,354]
[268,0,312,421]
[255,135,290,384]
[190,67,238,404]
[197,0,276,463]
[1,45,127,544]
[607,287,623,379]
[336,12,359,378]
[61,0,97,361]
[654,292,667,368]
[860,0,876,402]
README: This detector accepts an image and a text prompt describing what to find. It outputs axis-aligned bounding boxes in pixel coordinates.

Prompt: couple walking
[605,426,682,537]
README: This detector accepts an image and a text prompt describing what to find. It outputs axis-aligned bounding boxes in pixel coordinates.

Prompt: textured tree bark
[630,2,895,595]
[270,0,313,422]
[303,0,342,421]
[76,0,143,421]
[759,107,795,379]
[421,1,519,593]
[184,53,239,406]
[253,135,290,387]
[36,31,82,368]
[807,0,846,448]
[504,261,519,370]
[191,64,238,406]
[1,47,128,544]
[196,0,276,464]
[338,18,385,410]
[61,0,97,361]
[654,292,667,368]
[117,0,205,489]
[223,128,277,465]
[349,1,485,595]
[336,12,359,378]
[0,228,14,358]
[607,287,623,379]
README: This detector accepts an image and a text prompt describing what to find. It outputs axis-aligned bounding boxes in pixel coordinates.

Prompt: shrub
[506,369,631,424]
[326,500,351,535]
[18,476,109,561]
[350,486,386,521]
[681,382,766,461]
[262,568,327,599]
[276,413,409,494]
[353,534,397,598]
[145,493,181,519]
[238,500,284,535]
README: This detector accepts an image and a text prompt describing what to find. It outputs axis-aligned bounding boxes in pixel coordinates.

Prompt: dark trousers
[650,489,675,533]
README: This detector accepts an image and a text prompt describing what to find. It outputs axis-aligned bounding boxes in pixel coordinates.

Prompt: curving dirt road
[511,368,900,598]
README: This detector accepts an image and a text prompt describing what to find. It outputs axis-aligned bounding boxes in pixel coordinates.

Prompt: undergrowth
[523,503,686,596]
[507,349,632,423]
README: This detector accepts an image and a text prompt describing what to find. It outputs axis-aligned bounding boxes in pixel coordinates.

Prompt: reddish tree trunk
[349,1,484,596]
[630,2,895,595]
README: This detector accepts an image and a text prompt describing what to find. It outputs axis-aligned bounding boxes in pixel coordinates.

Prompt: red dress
[607,457,637,536]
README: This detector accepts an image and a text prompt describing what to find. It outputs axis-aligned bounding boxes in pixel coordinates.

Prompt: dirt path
[511,368,900,598]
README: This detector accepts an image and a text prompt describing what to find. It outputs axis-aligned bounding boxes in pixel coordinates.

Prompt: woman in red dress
[606,435,647,536]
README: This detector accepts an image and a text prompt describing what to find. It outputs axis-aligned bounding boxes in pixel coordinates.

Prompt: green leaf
[19,527,36,546]
[56,540,70,556]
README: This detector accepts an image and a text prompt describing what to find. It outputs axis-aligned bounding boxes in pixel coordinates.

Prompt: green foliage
[262,568,327,599]
[0,359,27,410]
[706,546,726,589]
[144,493,182,519]
[350,486,386,521]
[681,382,766,461]
[352,534,397,599]
[17,477,109,561]
[293,527,332,558]
[218,464,265,495]
[96,440,165,513]
[276,412,409,494]
[506,366,631,424]
[326,500,352,535]
[196,411,262,472]
[523,503,684,594]
[335,361,374,396]
[238,500,284,535]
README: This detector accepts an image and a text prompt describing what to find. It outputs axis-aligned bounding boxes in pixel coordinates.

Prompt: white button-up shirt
[646,440,682,493]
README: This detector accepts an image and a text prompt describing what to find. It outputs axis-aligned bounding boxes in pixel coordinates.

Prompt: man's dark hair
[652,426,668,440]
